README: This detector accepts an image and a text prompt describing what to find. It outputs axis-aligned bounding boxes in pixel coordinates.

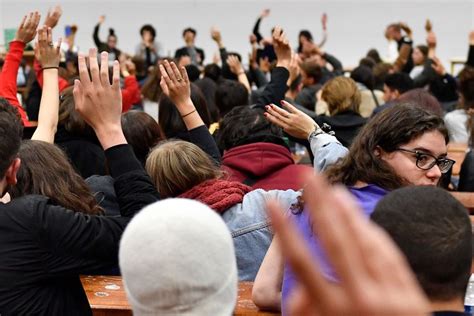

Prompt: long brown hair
[9,140,103,215]
[325,103,449,190]
[146,140,222,198]
[459,67,474,147]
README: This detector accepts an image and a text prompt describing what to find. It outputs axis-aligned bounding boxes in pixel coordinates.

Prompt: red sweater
[0,41,30,126]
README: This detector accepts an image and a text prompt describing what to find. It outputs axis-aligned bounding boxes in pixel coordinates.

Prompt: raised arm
[255,26,291,108]
[318,13,328,48]
[159,60,221,163]
[253,9,270,44]
[466,31,474,67]
[0,12,40,126]
[227,55,251,93]
[93,15,105,49]
[31,26,62,143]
[264,100,348,171]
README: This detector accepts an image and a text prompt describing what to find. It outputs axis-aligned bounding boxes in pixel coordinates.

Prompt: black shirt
[0,145,159,315]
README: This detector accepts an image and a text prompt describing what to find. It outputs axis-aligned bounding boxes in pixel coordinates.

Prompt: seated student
[295,60,322,111]
[316,76,367,147]
[218,106,313,191]
[350,65,384,118]
[55,87,108,178]
[0,12,40,126]
[253,104,452,313]
[0,48,159,315]
[146,140,300,281]
[444,66,474,144]
[93,15,121,61]
[119,199,238,315]
[174,27,205,66]
[267,172,429,315]
[410,44,437,88]
[371,186,472,315]
[372,72,414,116]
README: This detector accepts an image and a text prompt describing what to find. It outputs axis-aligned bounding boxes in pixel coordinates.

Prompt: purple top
[281,184,388,315]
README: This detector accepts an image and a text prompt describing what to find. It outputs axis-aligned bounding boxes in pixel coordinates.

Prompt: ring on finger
[48,42,54,47]
[177,78,183,82]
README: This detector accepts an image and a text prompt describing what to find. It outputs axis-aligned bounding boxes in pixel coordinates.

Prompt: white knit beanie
[119,198,237,315]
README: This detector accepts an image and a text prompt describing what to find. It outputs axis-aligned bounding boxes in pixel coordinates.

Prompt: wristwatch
[307,123,335,142]
[307,125,325,142]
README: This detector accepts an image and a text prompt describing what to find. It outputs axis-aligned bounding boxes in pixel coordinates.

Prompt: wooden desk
[81,275,131,316]
[448,143,468,176]
[81,276,280,316]
[235,282,280,316]
[451,191,474,213]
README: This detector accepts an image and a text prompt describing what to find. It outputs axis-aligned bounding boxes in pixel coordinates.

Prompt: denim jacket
[221,189,300,281]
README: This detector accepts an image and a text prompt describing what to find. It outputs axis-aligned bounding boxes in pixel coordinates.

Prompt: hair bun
[109,28,115,36]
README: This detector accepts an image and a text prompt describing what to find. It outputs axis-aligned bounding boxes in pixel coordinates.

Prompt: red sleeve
[34,58,70,92]
[121,76,141,113]
[0,41,30,126]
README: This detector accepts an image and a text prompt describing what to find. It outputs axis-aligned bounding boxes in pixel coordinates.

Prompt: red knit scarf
[178,179,252,213]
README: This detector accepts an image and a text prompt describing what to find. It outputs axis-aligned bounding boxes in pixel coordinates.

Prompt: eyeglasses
[395,148,455,174]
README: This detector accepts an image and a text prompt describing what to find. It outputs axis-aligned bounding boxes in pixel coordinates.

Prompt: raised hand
[431,56,446,76]
[159,60,205,130]
[43,5,62,29]
[264,101,317,140]
[321,13,328,31]
[267,173,430,316]
[210,27,222,44]
[159,60,192,109]
[98,15,106,24]
[36,26,61,68]
[272,26,291,68]
[73,48,125,149]
[227,55,244,75]
[14,11,41,44]
[469,30,474,46]
[287,53,301,86]
[260,9,270,18]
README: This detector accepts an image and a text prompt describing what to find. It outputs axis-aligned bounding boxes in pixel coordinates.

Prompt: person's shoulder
[1,195,52,222]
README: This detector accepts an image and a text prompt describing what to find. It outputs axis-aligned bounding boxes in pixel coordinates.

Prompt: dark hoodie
[221,142,312,191]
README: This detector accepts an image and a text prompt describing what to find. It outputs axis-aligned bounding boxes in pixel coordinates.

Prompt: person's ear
[374,147,381,157]
[393,90,401,100]
[5,158,21,186]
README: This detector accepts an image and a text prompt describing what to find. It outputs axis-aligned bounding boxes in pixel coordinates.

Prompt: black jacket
[0,145,160,315]
[458,150,474,192]
[316,110,367,147]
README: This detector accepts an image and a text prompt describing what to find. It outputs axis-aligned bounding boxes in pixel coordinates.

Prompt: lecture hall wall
[1,0,473,71]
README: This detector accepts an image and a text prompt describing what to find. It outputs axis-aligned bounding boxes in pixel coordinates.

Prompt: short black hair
[185,64,201,82]
[351,65,375,90]
[215,79,249,118]
[371,186,472,301]
[182,27,197,37]
[203,64,221,82]
[140,24,156,39]
[0,98,23,177]
[217,105,286,151]
[384,72,414,94]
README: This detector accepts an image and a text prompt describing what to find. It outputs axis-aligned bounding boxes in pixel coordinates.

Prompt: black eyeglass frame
[395,148,455,174]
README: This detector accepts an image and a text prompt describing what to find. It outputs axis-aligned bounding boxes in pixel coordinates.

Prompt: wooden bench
[451,191,474,213]
[447,143,468,176]
[81,276,280,316]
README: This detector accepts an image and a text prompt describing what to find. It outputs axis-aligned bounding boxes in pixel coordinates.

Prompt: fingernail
[265,105,269,110]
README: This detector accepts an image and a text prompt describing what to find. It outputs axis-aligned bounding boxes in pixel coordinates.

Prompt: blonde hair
[145,140,222,198]
[321,77,361,115]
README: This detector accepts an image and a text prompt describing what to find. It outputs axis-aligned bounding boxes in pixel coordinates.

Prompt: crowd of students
[0,5,474,315]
